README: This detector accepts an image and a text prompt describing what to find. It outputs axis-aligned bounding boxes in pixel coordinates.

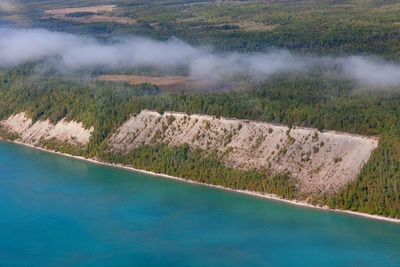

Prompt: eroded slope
[1,112,93,145]
[110,110,378,194]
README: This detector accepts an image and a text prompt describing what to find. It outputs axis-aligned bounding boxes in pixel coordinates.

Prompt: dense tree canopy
[1,64,400,218]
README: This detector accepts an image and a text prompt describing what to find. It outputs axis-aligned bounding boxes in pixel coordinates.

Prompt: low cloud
[341,56,400,87]
[189,51,308,80]
[0,27,400,87]
[0,0,15,9]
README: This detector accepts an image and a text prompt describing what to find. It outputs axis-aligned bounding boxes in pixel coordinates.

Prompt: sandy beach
[2,138,399,224]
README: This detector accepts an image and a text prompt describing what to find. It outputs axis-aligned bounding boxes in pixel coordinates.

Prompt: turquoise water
[0,141,399,266]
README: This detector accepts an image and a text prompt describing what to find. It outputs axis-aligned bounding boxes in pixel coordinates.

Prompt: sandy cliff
[1,112,93,145]
[1,110,378,194]
[109,110,378,194]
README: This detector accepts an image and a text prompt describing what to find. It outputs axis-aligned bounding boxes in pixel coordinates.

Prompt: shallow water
[0,141,399,266]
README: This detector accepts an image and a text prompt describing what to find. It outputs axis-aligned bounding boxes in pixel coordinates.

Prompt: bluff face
[1,110,378,195]
[109,110,378,194]
[1,112,93,146]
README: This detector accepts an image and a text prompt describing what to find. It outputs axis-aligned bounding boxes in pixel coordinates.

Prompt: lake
[0,140,399,266]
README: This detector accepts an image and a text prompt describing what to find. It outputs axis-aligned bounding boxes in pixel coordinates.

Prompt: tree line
[0,65,399,217]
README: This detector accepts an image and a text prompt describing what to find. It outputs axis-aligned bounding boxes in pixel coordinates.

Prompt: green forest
[2,0,400,57]
[0,63,399,218]
[1,0,400,219]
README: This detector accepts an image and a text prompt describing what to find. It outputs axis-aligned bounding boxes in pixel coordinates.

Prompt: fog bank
[0,27,399,87]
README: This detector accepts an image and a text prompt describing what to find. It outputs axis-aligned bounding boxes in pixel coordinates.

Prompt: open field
[44,5,116,15]
[98,75,215,93]
[44,4,136,25]
[46,14,137,25]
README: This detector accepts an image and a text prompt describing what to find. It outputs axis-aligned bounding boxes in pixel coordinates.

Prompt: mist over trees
[1,28,400,87]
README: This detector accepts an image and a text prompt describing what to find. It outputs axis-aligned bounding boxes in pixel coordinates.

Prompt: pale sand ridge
[1,112,93,145]
[109,110,378,194]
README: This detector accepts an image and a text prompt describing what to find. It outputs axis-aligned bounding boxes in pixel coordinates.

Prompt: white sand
[109,110,378,194]
[1,112,93,145]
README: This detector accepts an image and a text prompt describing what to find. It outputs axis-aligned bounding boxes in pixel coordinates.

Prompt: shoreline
[2,138,400,224]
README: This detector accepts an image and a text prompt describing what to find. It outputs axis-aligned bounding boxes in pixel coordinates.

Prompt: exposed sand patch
[68,15,136,25]
[44,5,116,15]
[44,5,136,25]
[1,112,93,145]
[98,75,214,93]
[45,14,137,25]
[109,110,378,194]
